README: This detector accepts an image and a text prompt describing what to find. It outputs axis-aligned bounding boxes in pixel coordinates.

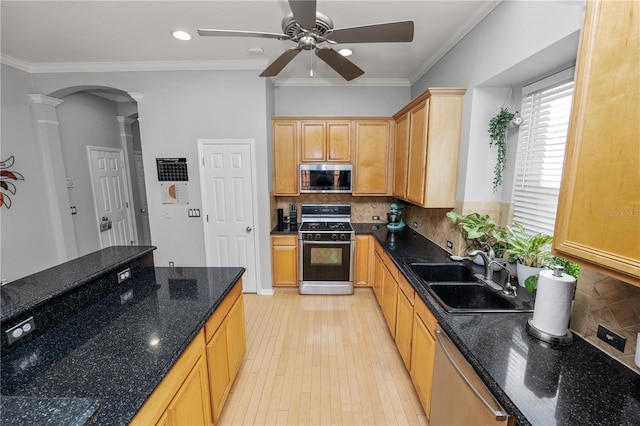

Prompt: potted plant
[506,222,553,292]
[446,212,509,264]
[488,107,516,192]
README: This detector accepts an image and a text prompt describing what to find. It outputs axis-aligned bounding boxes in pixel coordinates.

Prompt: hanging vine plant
[488,107,516,192]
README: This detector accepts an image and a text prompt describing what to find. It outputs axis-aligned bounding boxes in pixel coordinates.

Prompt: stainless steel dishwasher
[430,327,510,425]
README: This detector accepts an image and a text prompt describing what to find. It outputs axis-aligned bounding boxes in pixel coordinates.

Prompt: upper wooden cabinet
[553,0,640,286]
[393,88,466,208]
[272,120,299,195]
[353,119,394,196]
[300,120,351,162]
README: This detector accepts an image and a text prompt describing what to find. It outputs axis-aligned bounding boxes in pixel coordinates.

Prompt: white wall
[275,85,410,116]
[56,92,122,256]
[411,0,584,203]
[0,64,61,282]
[2,68,273,293]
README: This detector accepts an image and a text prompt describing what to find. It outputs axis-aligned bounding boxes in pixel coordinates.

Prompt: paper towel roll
[531,268,576,337]
[635,333,640,368]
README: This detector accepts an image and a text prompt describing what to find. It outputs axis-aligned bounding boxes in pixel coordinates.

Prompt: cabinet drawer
[383,251,399,282]
[271,234,297,246]
[397,273,415,305]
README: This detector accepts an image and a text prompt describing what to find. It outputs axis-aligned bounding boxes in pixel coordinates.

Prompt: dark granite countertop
[1,246,156,323]
[364,226,640,426]
[1,265,245,425]
[1,397,102,426]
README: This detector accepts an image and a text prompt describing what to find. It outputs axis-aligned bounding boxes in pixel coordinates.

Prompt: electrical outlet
[597,324,626,352]
[117,268,131,283]
[5,317,36,345]
[413,222,419,228]
[447,241,453,249]
[372,215,380,220]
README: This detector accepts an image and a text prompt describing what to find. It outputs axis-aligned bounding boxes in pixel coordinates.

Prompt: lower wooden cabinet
[381,262,398,338]
[411,296,438,420]
[205,281,246,423]
[354,235,372,287]
[131,279,246,426]
[372,241,384,305]
[131,330,213,426]
[271,235,298,287]
[395,274,415,371]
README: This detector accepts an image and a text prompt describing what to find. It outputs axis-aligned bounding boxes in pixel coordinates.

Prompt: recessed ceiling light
[338,48,353,57]
[172,30,192,41]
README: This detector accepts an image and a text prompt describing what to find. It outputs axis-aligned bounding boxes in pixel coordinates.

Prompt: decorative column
[28,94,78,262]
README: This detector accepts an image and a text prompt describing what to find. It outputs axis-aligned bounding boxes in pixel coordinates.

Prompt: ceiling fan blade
[260,47,303,77]
[315,47,364,81]
[198,29,288,40]
[329,21,414,43]
[289,0,317,29]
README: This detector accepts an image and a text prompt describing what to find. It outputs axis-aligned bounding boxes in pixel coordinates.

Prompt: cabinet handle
[435,329,508,421]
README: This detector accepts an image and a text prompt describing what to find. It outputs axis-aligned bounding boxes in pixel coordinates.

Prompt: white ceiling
[0,0,501,85]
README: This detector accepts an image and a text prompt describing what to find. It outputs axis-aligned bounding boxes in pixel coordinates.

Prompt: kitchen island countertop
[1,258,245,425]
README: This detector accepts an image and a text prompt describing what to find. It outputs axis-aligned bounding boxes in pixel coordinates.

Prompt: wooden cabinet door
[301,121,325,162]
[381,263,398,338]
[411,305,436,419]
[271,235,298,287]
[372,249,383,306]
[166,355,213,426]
[395,276,414,371]
[393,113,410,199]
[208,321,230,423]
[406,100,429,205]
[273,121,299,195]
[226,295,246,379]
[354,235,372,287]
[553,0,640,285]
[353,120,393,195]
[326,121,351,161]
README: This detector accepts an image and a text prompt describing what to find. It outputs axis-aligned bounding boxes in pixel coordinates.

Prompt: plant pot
[516,264,543,288]
[506,261,518,278]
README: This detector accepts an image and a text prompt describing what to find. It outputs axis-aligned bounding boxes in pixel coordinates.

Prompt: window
[512,69,575,236]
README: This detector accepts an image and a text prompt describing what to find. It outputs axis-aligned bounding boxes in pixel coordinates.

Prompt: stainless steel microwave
[300,164,353,193]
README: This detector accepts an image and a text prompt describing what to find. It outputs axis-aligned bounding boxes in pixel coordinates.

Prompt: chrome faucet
[468,244,517,297]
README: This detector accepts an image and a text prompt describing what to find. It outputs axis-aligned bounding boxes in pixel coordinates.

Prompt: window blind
[512,75,574,236]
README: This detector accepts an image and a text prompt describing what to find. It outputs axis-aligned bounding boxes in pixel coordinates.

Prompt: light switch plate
[597,324,626,352]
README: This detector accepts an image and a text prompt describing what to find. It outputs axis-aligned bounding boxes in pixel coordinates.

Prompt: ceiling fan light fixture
[338,48,353,57]
[172,30,192,41]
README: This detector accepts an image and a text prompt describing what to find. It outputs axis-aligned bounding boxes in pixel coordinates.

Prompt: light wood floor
[218,288,427,426]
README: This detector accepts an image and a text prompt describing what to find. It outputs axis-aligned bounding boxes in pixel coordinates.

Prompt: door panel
[88,148,134,248]
[202,142,257,292]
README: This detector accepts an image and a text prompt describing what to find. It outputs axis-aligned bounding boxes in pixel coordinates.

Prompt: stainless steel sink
[405,262,475,282]
[405,262,533,313]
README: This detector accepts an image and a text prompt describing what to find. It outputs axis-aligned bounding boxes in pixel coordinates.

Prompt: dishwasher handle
[435,329,508,421]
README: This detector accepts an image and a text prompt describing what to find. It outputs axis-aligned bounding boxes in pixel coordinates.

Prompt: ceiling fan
[198,0,414,81]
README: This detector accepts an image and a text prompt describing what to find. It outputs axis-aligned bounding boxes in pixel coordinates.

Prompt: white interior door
[134,152,151,245]
[200,141,257,293]
[88,147,134,248]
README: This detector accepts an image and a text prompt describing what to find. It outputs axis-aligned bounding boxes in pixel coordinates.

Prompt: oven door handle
[300,240,352,245]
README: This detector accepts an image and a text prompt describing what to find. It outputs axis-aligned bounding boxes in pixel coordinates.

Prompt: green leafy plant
[446,212,509,257]
[488,107,516,192]
[506,222,554,292]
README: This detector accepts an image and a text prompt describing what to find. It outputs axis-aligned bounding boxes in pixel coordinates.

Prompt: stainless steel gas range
[298,204,355,295]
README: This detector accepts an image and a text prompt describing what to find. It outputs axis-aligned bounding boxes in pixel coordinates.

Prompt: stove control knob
[315,234,321,240]
[340,234,347,240]
[332,234,338,240]
[306,234,313,240]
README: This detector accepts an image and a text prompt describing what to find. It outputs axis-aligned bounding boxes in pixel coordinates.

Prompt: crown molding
[1,57,270,74]
[409,0,501,84]
[273,77,410,87]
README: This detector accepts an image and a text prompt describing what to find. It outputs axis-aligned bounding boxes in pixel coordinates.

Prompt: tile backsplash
[570,267,640,373]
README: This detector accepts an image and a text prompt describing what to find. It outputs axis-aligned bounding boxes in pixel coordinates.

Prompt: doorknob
[246,226,252,232]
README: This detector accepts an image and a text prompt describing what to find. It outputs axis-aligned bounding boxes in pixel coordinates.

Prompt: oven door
[299,239,354,295]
